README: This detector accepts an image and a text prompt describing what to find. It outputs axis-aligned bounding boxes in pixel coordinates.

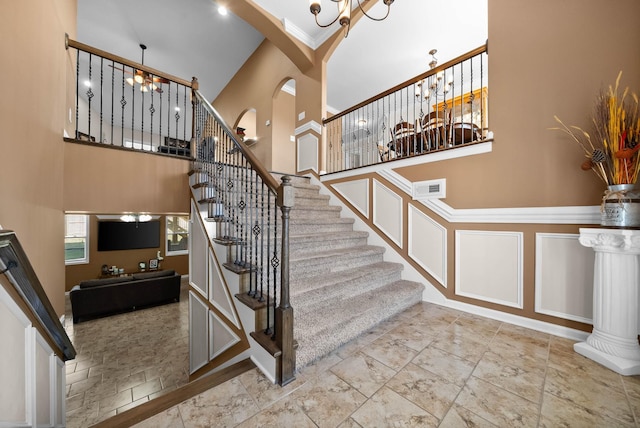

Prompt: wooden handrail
[65,34,194,88]
[192,91,281,192]
[323,43,488,125]
[0,230,76,361]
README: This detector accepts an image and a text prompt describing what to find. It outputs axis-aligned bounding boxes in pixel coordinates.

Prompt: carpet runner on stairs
[274,174,424,369]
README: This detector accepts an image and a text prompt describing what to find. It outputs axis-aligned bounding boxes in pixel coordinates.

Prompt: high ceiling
[78,0,487,113]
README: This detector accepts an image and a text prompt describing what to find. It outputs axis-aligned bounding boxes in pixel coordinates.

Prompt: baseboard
[428,296,590,342]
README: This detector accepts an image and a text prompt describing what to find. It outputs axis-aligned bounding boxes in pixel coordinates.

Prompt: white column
[576,228,640,375]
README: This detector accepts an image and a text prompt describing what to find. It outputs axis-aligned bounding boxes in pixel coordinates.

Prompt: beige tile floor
[67,282,640,427]
[64,281,190,428]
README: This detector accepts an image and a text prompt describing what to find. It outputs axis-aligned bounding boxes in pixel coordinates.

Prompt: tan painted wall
[212,39,323,174]
[64,215,188,291]
[272,89,296,174]
[0,0,77,316]
[63,142,190,213]
[397,0,640,209]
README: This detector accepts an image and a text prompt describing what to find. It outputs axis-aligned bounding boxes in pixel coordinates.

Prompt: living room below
[65,214,188,292]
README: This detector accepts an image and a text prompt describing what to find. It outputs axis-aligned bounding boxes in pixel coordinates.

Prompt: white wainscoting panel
[209,311,241,360]
[189,201,208,299]
[332,179,369,218]
[455,230,523,308]
[373,179,403,247]
[0,284,30,426]
[297,133,318,173]
[535,233,594,323]
[408,205,447,288]
[34,331,53,427]
[189,291,209,374]
[208,252,240,329]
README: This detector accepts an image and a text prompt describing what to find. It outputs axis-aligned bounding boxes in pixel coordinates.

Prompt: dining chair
[389,121,416,156]
[421,111,449,151]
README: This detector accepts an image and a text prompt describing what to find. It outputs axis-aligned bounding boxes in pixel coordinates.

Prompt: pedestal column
[576,228,640,375]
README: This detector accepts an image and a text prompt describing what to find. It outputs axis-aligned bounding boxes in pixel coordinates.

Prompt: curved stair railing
[190,91,295,385]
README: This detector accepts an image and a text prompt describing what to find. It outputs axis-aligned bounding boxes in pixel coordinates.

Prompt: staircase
[275,174,424,369]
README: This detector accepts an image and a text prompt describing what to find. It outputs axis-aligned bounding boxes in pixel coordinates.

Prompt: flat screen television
[97,220,160,251]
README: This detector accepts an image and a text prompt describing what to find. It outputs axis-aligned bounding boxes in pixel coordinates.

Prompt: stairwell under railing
[188,91,296,386]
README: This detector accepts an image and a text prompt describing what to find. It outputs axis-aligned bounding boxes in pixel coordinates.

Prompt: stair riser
[293,197,332,207]
[290,252,385,281]
[292,270,403,310]
[290,236,369,253]
[289,222,354,234]
[295,286,423,355]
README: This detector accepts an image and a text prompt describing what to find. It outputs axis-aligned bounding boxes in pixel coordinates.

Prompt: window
[65,214,89,264]
[166,215,189,256]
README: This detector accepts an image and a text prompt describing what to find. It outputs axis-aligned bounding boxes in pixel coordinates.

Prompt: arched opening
[271,78,296,174]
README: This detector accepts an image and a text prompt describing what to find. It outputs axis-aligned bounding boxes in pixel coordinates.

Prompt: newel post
[190,77,199,158]
[276,175,295,385]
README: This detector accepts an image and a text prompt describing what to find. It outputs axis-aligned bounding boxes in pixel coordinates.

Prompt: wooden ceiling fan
[113,44,169,93]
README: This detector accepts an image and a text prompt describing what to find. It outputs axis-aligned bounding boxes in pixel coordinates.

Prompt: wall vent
[412,179,446,200]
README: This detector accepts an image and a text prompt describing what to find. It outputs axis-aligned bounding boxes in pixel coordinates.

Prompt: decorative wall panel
[535,233,594,323]
[208,252,240,329]
[408,205,447,287]
[455,230,523,308]
[209,311,241,360]
[373,179,403,247]
[189,291,209,374]
[333,179,370,218]
[297,133,318,173]
[189,200,208,298]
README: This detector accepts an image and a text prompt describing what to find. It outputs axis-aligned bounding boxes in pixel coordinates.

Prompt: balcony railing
[324,44,489,173]
[65,35,195,157]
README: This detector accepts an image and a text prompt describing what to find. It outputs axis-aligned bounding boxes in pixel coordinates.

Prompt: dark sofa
[70,270,181,323]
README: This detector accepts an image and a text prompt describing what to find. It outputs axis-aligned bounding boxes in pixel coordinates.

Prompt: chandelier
[416,49,453,102]
[309,0,394,37]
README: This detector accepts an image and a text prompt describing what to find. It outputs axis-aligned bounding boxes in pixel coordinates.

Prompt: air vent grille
[412,179,446,200]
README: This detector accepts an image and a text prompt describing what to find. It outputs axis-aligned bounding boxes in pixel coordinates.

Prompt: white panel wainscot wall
[189,291,209,374]
[332,179,369,218]
[190,201,208,299]
[209,311,240,360]
[535,233,595,323]
[373,179,403,247]
[408,205,447,288]
[297,133,318,173]
[0,283,66,428]
[0,284,30,426]
[208,252,240,329]
[455,230,523,308]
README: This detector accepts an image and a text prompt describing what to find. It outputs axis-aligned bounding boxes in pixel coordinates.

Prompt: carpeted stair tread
[290,245,385,280]
[289,217,355,234]
[291,261,404,308]
[294,280,424,368]
[290,231,369,252]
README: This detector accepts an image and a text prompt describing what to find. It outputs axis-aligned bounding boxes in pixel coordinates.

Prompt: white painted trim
[430,296,590,342]
[208,311,240,360]
[313,173,590,343]
[295,120,322,136]
[208,252,241,330]
[378,169,601,224]
[408,205,447,288]
[323,142,493,181]
[309,174,446,304]
[188,291,209,374]
[372,179,403,247]
[294,120,322,137]
[455,230,524,309]
[333,179,370,218]
[534,233,594,324]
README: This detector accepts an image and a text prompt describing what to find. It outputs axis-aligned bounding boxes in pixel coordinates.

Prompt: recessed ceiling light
[218,6,228,16]
[84,80,91,87]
